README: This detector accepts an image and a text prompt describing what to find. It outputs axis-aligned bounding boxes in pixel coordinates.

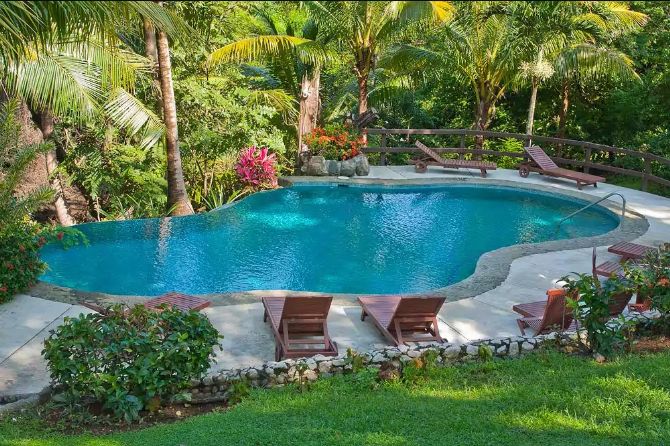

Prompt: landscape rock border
[187,311,659,404]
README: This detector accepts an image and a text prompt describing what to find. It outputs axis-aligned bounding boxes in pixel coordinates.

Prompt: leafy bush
[625,245,670,315]
[235,146,278,189]
[0,222,83,303]
[43,305,222,422]
[303,125,365,160]
[562,273,633,358]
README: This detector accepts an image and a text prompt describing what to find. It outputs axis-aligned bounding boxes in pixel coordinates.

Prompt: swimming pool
[39,184,620,296]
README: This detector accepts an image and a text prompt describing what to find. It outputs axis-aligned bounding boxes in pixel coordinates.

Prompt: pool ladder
[555,192,626,232]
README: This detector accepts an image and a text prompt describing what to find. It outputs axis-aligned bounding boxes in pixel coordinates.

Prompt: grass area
[2,351,670,445]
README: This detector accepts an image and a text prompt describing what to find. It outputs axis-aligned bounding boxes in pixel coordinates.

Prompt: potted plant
[624,245,670,315]
[302,125,369,177]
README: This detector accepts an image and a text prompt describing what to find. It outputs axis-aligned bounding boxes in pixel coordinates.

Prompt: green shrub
[625,245,670,315]
[562,273,633,358]
[43,305,222,422]
[0,220,46,303]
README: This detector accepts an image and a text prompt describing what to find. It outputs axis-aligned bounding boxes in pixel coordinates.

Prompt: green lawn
[2,351,670,446]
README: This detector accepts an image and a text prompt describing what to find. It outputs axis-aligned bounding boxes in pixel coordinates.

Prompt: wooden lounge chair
[593,246,626,279]
[358,295,446,346]
[262,295,338,361]
[414,140,497,178]
[512,288,569,318]
[81,291,211,315]
[608,241,655,261]
[519,145,605,189]
[515,289,576,335]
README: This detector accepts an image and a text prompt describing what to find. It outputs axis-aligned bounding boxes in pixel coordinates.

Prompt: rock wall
[301,154,370,177]
[189,311,659,404]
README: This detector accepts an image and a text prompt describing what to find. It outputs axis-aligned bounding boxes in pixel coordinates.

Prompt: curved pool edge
[30,177,649,308]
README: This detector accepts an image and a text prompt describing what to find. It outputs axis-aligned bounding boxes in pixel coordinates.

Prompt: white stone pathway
[3,166,670,398]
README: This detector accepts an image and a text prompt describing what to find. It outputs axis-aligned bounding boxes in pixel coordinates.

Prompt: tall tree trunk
[143,19,158,62]
[557,80,570,140]
[156,26,193,216]
[556,79,570,157]
[474,99,492,151]
[37,110,74,226]
[356,73,369,144]
[297,68,320,165]
[356,74,368,117]
[143,18,163,115]
[526,78,539,141]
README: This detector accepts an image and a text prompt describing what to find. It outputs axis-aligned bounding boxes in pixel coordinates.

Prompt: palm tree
[385,3,531,146]
[156,19,193,216]
[0,1,188,222]
[307,1,454,118]
[207,5,329,157]
[513,1,648,138]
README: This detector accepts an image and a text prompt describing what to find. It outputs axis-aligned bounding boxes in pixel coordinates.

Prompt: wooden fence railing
[362,128,670,191]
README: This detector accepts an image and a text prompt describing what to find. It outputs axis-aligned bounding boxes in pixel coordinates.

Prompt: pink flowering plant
[235,146,278,189]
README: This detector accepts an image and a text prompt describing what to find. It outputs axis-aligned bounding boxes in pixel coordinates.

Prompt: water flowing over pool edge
[33,178,649,306]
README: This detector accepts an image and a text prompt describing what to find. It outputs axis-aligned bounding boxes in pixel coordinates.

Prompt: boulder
[340,158,356,176]
[353,154,370,176]
[302,156,328,176]
[325,159,341,176]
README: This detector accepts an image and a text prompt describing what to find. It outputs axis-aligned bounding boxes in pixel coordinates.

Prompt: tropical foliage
[0,2,668,223]
[43,305,222,422]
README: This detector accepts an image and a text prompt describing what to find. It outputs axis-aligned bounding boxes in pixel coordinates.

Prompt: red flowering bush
[0,220,85,303]
[235,146,278,189]
[304,125,365,161]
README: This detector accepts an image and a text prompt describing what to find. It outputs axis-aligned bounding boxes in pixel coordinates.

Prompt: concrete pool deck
[2,165,670,400]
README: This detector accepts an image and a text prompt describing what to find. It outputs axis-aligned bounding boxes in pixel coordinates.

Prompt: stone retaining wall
[189,311,658,404]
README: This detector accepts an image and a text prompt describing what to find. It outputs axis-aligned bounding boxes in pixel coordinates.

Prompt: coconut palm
[512,1,648,138]
[384,2,533,143]
[207,4,330,156]
[306,1,454,118]
[0,1,189,222]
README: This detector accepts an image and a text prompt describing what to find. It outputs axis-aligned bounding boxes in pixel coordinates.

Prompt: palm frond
[246,89,298,124]
[555,43,640,83]
[5,51,103,121]
[104,87,165,149]
[208,35,312,66]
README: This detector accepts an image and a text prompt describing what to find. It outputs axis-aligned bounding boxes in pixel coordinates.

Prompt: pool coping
[30,177,649,307]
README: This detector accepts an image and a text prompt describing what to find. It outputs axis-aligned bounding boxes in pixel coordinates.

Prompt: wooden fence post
[584,148,592,174]
[642,157,651,191]
[380,133,387,166]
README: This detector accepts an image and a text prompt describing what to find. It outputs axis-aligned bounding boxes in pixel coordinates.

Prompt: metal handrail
[556,192,626,231]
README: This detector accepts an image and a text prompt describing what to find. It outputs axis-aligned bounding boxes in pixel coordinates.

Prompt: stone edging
[30,177,648,307]
[188,311,658,404]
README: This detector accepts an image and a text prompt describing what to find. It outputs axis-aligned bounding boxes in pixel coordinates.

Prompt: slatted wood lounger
[358,295,446,346]
[519,146,605,189]
[514,290,576,335]
[81,291,211,314]
[608,241,655,261]
[513,288,632,321]
[414,141,497,178]
[262,295,338,361]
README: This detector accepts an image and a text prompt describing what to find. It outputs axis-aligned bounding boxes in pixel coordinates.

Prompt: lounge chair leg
[360,309,367,321]
[516,319,527,336]
[394,319,405,346]
[263,308,267,323]
[432,317,444,343]
[480,169,487,178]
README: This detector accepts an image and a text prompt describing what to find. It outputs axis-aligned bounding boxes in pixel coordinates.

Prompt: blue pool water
[40,184,619,296]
